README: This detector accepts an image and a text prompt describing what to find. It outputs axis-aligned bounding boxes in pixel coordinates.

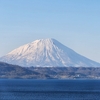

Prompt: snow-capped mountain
[0,38,100,67]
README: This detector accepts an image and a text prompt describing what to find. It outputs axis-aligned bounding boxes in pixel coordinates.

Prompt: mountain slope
[0,62,39,78]
[0,38,100,67]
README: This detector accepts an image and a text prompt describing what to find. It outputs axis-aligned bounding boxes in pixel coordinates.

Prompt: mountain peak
[0,39,100,67]
[32,38,57,44]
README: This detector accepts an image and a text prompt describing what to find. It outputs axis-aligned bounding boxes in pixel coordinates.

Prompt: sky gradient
[0,0,100,63]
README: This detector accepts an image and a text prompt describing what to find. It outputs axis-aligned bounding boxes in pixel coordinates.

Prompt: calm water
[0,79,100,100]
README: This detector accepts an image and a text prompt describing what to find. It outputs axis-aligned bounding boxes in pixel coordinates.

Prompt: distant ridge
[0,61,40,79]
[0,38,100,67]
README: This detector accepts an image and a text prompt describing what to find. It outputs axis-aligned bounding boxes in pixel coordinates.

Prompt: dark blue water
[0,79,100,100]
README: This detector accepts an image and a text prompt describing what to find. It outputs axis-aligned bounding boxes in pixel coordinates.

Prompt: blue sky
[0,0,100,62]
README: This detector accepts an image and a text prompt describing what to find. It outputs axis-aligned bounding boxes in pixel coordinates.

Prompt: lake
[0,79,100,100]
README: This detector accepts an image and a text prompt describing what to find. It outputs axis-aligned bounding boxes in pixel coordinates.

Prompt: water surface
[0,79,100,100]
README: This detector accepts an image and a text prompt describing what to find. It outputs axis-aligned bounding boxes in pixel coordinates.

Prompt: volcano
[0,38,100,67]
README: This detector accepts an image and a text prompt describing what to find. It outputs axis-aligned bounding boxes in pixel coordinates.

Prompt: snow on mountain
[0,38,100,67]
